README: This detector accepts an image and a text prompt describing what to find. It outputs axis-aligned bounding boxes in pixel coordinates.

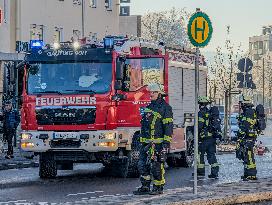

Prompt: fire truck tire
[167,141,194,168]
[39,155,57,179]
[127,133,141,178]
[104,157,129,178]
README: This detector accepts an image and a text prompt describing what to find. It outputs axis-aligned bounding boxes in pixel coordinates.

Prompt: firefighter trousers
[197,138,219,176]
[243,140,257,177]
[138,144,165,188]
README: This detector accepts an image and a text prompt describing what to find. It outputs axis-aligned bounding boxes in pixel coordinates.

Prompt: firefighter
[133,83,173,195]
[0,100,20,159]
[197,96,220,179]
[237,95,258,181]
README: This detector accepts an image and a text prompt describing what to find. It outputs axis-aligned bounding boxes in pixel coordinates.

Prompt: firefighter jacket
[238,107,257,139]
[198,106,212,140]
[140,98,174,145]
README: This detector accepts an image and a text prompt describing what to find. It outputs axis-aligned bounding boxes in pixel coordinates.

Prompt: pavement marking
[67,190,103,197]
[100,195,115,198]
[0,200,27,204]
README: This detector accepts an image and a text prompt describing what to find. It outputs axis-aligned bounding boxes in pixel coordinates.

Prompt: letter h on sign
[195,19,206,41]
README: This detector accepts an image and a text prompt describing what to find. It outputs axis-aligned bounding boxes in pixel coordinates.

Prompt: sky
[130,0,272,52]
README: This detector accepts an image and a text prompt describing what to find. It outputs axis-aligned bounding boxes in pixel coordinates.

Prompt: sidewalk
[73,178,272,205]
[0,143,39,171]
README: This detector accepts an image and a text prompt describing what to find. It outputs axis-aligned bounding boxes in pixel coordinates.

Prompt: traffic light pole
[263,58,265,105]
[243,58,247,94]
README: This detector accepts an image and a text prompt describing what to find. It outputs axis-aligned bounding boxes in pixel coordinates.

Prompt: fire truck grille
[50,140,81,148]
[35,107,96,125]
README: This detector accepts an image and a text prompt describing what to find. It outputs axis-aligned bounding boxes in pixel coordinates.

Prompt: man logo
[55,112,76,118]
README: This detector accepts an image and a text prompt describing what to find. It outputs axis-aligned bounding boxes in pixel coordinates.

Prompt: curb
[0,161,39,171]
[168,192,272,205]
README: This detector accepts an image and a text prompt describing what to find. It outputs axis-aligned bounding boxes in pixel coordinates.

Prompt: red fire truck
[20,37,207,178]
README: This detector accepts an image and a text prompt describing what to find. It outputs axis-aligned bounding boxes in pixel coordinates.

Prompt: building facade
[0,0,140,53]
[249,26,272,61]
[249,26,272,110]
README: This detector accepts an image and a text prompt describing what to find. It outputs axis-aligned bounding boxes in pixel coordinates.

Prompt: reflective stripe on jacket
[140,98,173,144]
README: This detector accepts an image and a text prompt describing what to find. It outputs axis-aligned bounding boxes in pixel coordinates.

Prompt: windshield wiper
[33,91,63,95]
[64,90,96,94]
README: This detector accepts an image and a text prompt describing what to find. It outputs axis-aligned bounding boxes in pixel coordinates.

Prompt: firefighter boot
[149,185,163,195]
[133,177,151,195]
[241,175,258,181]
[208,165,219,179]
[133,186,150,195]
[208,174,218,179]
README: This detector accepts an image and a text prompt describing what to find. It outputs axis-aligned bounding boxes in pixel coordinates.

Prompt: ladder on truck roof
[113,36,165,55]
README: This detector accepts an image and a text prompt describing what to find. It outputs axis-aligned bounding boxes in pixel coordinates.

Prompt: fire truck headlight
[98,142,116,147]
[21,133,32,140]
[73,41,80,50]
[21,142,35,149]
[53,42,60,50]
[105,133,116,140]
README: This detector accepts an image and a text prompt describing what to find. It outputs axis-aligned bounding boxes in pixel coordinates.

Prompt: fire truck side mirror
[16,61,27,70]
[116,61,125,81]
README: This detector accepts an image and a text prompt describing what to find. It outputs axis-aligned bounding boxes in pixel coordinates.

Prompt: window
[54,27,63,43]
[30,24,44,40]
[123,58,165,92]
[249,43,253,52]
[90,0,97,8]
[73,30,81,41]
[105,0,112,11]
[254,42,258,50]
[27,62,112,94]
[259,41,263,49]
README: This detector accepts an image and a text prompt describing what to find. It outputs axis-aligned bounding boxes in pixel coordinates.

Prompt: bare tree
[141,8,190,47]
[208,27,243,102]
[207,26,244,141]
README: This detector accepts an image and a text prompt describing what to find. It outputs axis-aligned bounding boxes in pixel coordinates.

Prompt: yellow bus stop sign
[187,11,213,47]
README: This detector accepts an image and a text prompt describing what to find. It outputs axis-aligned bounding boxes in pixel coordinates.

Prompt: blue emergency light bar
[30,40,44,49]
[104,36,114,49]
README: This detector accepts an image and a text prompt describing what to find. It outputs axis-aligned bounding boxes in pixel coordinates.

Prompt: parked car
[230,113,239,141]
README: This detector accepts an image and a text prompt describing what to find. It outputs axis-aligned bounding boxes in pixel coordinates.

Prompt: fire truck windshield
[27,62,112,94]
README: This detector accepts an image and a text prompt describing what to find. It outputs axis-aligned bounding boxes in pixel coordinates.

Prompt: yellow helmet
[239,95,253,104]
[198,96,210,104]
[147,83,165,95]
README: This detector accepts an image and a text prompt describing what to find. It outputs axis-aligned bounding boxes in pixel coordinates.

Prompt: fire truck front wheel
[104,156,129,178]
[39,153,57,179]
[127,133,141,178]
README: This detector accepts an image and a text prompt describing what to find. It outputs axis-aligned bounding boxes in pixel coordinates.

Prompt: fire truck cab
[20,37,205,178]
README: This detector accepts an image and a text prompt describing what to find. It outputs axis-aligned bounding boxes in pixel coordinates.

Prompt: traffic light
[237,58,256,89]
[237,73,256,89]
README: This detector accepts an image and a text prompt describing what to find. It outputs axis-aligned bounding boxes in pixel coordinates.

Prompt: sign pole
[193,47,200,195]
[187,8,212,195]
